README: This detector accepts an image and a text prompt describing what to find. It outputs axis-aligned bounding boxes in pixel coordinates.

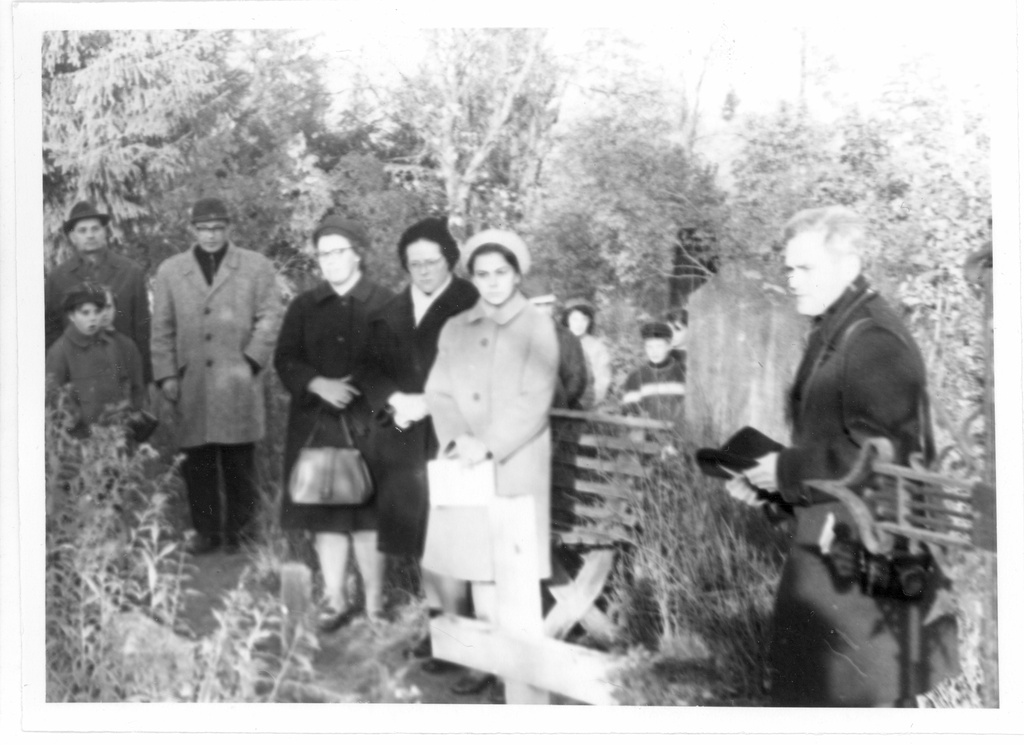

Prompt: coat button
[481,339,489,347]
[206,360,213,367]
[204,307,211,315]
[472,393,480,401]
[205,333,212,341]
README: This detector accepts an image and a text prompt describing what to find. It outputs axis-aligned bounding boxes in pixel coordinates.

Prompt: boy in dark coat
[727,206,958,706]
[45,282,144,438]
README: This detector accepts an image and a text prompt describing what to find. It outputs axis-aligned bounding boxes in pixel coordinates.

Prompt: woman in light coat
[423,229,558,696]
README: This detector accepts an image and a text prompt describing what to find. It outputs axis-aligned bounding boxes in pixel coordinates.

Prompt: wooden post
[489,493,549,704]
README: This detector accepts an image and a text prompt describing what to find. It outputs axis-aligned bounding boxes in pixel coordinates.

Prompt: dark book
[695,426,785,480]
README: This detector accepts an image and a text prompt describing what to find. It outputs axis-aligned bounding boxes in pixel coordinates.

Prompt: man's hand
[308,375,361,409]
[744,451,780,492]
[388,392,429,429]
[160,377,180,403]
[723,469,762,507]
[449,434,490,467]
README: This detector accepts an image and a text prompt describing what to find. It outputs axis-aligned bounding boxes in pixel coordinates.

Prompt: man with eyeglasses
[151,197,283,555]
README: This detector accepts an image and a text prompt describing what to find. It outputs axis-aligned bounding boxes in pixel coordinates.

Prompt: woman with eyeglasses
[275,214,394,632]
[423,229,559,698]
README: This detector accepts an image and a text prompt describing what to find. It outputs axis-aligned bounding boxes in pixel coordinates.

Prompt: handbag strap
[302,402,357,449]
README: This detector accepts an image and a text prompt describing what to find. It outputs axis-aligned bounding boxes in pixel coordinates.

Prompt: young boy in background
[621,321,687,424]
[45,282,145,438]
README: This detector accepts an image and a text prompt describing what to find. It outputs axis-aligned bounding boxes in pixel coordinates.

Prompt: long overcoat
[150,244,282,448]
[769,275,959,706]
[275,277,394,534]
[45,249,153,382]
[360,276,480,556]
[423,292,559,581]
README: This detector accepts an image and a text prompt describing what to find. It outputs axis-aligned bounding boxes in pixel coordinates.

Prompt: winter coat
[423,291,559,580]
[150,243,282,448]
[621,353,687,423]
[553,322,588,410]
[44,249,153,382]
[768,275,958,706]
[45,324,144,431]
[275,277,394,534]
[360,276,480,556]
[579,333,612,408]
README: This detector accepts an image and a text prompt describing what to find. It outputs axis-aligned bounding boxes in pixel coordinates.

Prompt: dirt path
[177,547,495,704]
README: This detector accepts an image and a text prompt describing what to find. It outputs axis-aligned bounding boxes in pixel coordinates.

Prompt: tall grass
[45,390,320,702]
[602,426,786,704]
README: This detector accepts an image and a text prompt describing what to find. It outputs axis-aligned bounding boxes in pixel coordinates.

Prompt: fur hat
[63,201,110,234]
[463,229,531,276]
[191,197,231,225]
[62,282,108,314]
[313,214,368,249]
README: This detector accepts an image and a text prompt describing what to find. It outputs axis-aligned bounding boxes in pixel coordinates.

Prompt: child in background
[45,282,145,438]
[621,321,687,424]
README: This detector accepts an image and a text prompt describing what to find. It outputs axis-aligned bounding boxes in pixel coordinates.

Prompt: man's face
[68,303,103,336]
[316,233,360,287]
[406,239,451,295]
[784,230,857,316]
[644,338,671,365]
[192,220,231,253]
[68,218,108,256]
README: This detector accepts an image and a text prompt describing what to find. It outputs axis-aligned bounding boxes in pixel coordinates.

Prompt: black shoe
[488,679,505,704]
[421,657,461,675]
[410,635,432,659]
[185,533,221,556]
[451,672,496,696]
[317,606,362,634]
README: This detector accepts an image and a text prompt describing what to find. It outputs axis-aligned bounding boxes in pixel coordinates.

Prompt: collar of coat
[814,274,873,338]
[310,274,376,305]
[185,242,241,274]
[64,323,112,349]
[465,290,529,326]
[67,248,112,272]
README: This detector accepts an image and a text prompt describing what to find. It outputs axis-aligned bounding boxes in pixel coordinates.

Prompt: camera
[860,549,931,601]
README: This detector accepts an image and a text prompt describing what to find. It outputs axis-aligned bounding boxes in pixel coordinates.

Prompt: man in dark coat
[728,206,958,706]
[359,217,479,652]
[45,201,153,383]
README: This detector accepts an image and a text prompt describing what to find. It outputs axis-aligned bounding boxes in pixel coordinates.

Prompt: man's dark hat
[695,426,785,480]
[191,197,231,225]
[398,216,459,269]
[640,321,672,340]
[313,214,368,249]
[63,201,110,234]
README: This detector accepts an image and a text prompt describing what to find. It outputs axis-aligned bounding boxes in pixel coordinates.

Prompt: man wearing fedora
[151,197,283,554]
[45,201,152,383]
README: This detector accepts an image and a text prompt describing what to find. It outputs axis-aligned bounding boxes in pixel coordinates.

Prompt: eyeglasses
[408,258,445,271]
[195,224,228,235]
[317,247,354,260]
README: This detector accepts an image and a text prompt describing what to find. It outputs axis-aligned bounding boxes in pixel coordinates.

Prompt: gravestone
[685,262,805,445]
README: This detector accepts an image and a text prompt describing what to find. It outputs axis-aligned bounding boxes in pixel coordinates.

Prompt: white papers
[428,458,497,507]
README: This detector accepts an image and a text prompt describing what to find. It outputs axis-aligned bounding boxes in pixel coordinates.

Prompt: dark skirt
[280,404,377,534]
[367,419,433,557]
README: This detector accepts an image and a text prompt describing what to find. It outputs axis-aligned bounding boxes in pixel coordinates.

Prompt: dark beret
[62,282,108,314]
[398,217,459,270]
[641,321,672,340]
[313,214,368,248]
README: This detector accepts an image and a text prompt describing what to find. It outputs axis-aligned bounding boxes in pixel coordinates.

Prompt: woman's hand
[308,375,360,409]
[388,392,429,429]
[449,434,490,467]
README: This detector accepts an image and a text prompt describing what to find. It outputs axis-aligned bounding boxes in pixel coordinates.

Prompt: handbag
[289,409,373,506]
